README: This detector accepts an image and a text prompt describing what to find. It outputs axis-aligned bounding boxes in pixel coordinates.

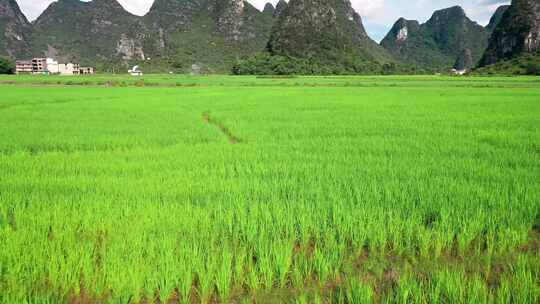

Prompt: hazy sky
[17,0,511,41]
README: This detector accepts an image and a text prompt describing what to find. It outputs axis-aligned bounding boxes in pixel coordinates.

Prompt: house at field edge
[46,58,80,75]
[32,58,47,74]
[80,67,94,75]
[15,58,95,75]
[15,60,32,74]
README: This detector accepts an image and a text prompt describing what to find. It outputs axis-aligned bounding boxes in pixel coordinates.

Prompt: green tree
[0,57,15,74]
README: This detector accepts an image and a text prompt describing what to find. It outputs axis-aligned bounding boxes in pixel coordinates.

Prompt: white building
[79,67,94,75]
[45,58,58,73]
[47,59,97,75]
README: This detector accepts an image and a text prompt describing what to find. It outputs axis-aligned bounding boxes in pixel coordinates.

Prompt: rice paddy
[0,76,539,303]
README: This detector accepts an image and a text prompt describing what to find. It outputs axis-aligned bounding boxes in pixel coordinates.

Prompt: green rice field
[0,76,539,303]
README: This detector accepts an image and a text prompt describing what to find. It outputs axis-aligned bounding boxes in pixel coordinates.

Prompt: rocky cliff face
[6,0,532,74]
[147,0,271,41]
[262,3,275,16]
[423,6,487,55]
[454,48,473,70]
[380,18,421,53]
[273,0,288,18]
[143,0,273,72]
[24,0,273,72]
[0,0,31,58]
[480,0,540,66]
[381,6,489,70]
[146,0,205,31]
[31,0,146,65]
[211,0,244,39]
[267,0,389,63]
[486,5,510,35]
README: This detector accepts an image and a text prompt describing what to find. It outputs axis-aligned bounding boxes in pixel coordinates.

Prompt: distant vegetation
[473,53,540,76]
[232,53,427,76]
[0,56,14,74]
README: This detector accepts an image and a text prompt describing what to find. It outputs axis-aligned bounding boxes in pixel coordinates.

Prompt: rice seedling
[0,76,538,303]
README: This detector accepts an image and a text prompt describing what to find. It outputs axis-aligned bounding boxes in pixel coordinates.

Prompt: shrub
[0,56,15,74]
[525,62,540,75]
[232,53,424,76]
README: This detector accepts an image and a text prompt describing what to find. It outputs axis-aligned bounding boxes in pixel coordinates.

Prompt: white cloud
[18,0,152,19]
[117,0,153,15]
[352,0,386,17]
[249,0,279,9]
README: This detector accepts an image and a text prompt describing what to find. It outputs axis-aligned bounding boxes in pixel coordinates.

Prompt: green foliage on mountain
[474,52,540,75]
[0,0,31,58]
[473,0,540,74]
[234,0,394,75]
[273,0,288,18]
[8,0,273,73]
[145,0,205,33]
[2,0,537,75]
[262,3,275,16]
[30,0,146,70]
[380,18,447,72]
[381,6,489,71]
[232,52,426,75]
[486,5,510,35]
[140,0,274,73]
[480,0,540,67]
[268,0,390,62]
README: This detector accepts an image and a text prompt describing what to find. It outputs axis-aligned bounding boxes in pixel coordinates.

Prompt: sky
[17,0,511,41]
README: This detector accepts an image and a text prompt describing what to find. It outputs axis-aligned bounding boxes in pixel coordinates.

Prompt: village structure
[15,58,95,75]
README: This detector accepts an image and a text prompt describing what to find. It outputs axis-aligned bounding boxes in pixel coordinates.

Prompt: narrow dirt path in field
[202,112,241,144]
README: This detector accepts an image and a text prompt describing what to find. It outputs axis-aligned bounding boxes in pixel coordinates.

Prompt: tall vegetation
[0,76,539,303]
[473,52,540,75]
[232,53,428,75]
[0,56,15,74]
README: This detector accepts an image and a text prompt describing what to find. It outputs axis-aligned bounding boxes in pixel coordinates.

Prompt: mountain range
[0,0,31,59]
[380,6,489,71]
[480,0,540,66]
[1,0,275,72]
[0,0,538,74]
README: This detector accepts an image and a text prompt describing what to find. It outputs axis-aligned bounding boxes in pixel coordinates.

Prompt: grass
[1,74,540,88]
[0,76,539,303]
